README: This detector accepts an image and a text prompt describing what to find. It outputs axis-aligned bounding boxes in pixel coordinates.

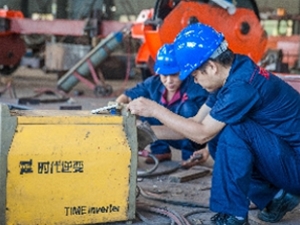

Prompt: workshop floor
[1,67,299,225]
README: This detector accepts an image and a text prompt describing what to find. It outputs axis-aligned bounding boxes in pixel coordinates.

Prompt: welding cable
[167,208,192,225]
[138,156,181,178]
[137,185,209,208]
[137,204,187,225]
[136,186,141,198]
[137,153,160,177]
[136,211,172,225]
[138,164,181,178]
[182,209,210,224]
[138,151,181,178]
[137,205,210,225]
[183,209,210,218]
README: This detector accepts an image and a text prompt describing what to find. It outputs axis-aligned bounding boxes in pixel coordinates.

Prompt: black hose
[137,153,160,177]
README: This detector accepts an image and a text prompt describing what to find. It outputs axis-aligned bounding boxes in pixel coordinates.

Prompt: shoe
[211,213,249,225]
[145,153,171,164]
[258,191,300,223]
[211,213,224,222]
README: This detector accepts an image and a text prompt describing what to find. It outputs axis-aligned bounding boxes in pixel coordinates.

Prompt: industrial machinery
[56,30,126,97]
[0,103,137,225]
[0,5,131,97]
[0,9,26,75]
[131,0,267,79]
[0,0,122,75]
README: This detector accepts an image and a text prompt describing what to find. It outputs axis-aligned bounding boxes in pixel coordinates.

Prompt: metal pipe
[51,0,57,43]
[57,31,123,93]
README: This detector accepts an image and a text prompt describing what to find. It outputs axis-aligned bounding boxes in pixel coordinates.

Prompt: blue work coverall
[124,75,209,160]
[206,54,300,217]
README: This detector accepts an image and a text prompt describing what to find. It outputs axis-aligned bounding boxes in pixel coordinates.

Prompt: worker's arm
[127,97,225,144]
[193,103,212,123]
[115,94,132,104]
[151,103,212,140]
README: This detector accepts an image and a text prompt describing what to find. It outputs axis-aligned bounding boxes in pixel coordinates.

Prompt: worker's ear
[205,60,218,75]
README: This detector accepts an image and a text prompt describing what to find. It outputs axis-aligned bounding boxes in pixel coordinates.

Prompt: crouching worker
[127,23,300,225]
[116,44,209,168]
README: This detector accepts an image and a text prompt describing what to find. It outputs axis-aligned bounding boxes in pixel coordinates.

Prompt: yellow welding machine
[0,104,137,225]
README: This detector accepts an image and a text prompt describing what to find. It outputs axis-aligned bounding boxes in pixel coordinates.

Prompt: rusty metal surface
[0,34,25,66]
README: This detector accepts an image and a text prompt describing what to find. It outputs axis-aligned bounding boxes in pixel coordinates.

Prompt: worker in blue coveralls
[116,43,209,168]
[127,23,300,225]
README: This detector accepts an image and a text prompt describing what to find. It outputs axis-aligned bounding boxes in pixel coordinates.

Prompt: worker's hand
[127,97,161,117]
[191,147,210,163]
[181,147,210,169]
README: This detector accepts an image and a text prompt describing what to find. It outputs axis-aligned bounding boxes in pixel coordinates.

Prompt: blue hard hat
[154,43,181,76]
[174,23,225,80]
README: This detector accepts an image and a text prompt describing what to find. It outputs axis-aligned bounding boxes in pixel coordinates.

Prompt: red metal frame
[132,1,267,65]
[0,9,23,36]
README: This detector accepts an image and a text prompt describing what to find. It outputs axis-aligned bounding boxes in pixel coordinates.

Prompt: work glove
[137,121,158,150]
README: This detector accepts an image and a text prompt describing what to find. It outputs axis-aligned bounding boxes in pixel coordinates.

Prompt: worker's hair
[196,48,234,73]
[210,48,234,67]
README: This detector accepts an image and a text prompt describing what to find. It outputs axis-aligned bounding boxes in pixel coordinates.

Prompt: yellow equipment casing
[0,104,137,225]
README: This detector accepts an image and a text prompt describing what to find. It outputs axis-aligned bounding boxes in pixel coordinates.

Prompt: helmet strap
[210,40,228,59]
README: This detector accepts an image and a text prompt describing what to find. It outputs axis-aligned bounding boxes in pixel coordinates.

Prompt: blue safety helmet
[174,23,225,80]
[154,43,181,76]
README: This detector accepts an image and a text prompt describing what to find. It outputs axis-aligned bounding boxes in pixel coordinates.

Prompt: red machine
[131,0,267,77]
[0,9,26,75]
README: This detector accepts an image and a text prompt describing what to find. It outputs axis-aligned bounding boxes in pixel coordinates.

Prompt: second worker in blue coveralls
[127,23,300,225]
[116,43,209,168]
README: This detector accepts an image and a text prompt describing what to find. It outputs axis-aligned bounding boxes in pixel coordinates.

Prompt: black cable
[137,154,160,177]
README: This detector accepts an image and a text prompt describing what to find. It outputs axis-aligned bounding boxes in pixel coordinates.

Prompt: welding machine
[0,104,137,225]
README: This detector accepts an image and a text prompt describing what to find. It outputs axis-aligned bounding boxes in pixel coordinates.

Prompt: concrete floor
[1,67,299,225]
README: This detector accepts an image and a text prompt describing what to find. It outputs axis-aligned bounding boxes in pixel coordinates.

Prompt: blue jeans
[149,139,204,160]
[143,100,204,160]
[209,119,300,217]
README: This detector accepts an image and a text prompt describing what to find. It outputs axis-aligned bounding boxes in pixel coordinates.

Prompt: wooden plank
[168,166,211,183]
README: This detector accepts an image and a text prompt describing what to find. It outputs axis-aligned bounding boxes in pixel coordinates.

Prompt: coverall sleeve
[210,81,261,124]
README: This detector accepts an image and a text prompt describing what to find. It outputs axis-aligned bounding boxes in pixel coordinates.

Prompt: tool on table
[188,153,203,162]
[91,102,158,149]
[91,101,123,114]
[180,153,204,170]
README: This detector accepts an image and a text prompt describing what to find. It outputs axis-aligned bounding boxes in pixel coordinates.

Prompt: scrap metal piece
[137,121,158,150]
